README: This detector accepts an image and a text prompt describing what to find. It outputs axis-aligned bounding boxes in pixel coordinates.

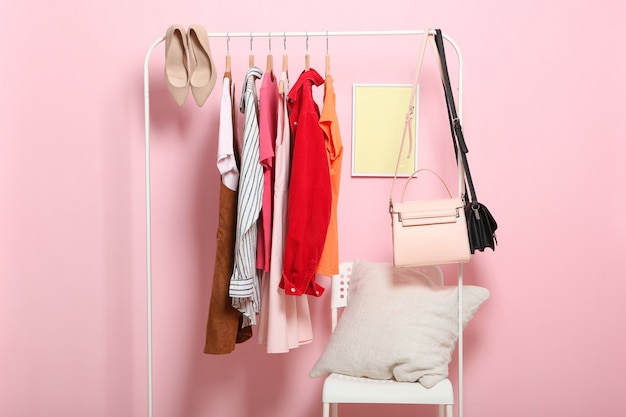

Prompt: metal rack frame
[143,29,465,417]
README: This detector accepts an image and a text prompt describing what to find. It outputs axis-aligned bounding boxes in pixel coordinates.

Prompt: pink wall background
[1,0,625,416]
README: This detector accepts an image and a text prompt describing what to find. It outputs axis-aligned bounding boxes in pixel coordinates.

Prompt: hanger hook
[226,32,230,55]
[306,32,309,54]
[326,30,329,55]
[250,33,253,53]
[268,32,272,53]
[283,32,287,52]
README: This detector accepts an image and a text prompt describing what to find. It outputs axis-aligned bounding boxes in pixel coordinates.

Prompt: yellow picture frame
[351,84,418,177]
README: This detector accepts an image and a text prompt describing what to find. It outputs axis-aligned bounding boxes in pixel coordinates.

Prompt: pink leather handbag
[388,31,470,267]
[390,169,470,267]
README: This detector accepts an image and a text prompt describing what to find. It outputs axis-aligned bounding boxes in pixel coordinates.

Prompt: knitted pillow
[309,259,489,388]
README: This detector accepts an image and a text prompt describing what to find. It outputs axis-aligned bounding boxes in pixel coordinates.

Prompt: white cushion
[309,259,489,388]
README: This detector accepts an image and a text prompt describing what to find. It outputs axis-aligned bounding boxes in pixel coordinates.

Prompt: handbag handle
[400,168,453,202]
[389,30,439,206]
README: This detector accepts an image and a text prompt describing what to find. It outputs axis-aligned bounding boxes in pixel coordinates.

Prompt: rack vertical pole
[143,37,164,417]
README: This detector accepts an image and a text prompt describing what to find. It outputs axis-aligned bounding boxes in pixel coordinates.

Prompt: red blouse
[280,69,331,297]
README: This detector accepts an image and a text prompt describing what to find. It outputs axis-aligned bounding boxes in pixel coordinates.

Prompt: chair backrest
[330,262,444,332]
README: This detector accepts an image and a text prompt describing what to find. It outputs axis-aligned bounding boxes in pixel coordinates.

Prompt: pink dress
[257,72,313,353]
[256,71,278,273]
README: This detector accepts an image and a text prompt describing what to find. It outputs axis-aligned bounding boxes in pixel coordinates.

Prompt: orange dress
[316,74,343,276]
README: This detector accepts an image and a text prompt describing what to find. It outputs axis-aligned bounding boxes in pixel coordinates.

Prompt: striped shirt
[230,67,264,326]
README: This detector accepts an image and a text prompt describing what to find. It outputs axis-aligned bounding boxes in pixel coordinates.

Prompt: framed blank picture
[351,84,418,177]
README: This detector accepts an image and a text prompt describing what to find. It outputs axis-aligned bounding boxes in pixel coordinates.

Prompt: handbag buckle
[472,205,481,220]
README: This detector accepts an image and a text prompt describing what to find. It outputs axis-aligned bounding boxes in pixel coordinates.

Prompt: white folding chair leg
[322,402,338,417]
[438,404,454,417]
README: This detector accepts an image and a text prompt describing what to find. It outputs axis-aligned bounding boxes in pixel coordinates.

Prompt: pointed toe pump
[164,24,190,106]
[187,24,218,107]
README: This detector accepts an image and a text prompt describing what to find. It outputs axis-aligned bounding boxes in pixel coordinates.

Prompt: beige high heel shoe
[164,24,189,106]
[187,24,217,107]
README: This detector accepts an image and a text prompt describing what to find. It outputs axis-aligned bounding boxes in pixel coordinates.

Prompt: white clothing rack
[143,29,465,417]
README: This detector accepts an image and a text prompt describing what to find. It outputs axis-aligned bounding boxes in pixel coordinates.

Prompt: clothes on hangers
[256,69,277,275]
[204,72,253,355]
[257,70,314,353]
[316,69,343,277]
[230,66,264,327]
[280,68,330,297]
[205,57,340,352]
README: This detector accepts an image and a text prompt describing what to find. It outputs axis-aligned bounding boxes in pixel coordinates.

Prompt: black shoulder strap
[434,29,478,205]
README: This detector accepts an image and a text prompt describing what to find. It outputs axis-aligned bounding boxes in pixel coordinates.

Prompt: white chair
[321,262,454,417]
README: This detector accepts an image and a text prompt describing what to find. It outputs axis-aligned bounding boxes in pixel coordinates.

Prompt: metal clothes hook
[306,32,309,54]
[226,32,230,55]
[268,32,272,53]
[326,30,329,55]
[248,33,255,67]
[283,32,287,52]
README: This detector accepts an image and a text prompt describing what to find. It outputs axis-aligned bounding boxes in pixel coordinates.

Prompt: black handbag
[434,29,498,253]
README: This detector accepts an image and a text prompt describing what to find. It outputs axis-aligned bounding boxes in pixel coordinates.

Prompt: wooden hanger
[266,54,273,73]
[225,34,231,73]
[325,55,330,77]
[266,34,273,74]
[279,54,288,94]
[279,35,288,94]
[304,33,310,71]
[324,32,330,77]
